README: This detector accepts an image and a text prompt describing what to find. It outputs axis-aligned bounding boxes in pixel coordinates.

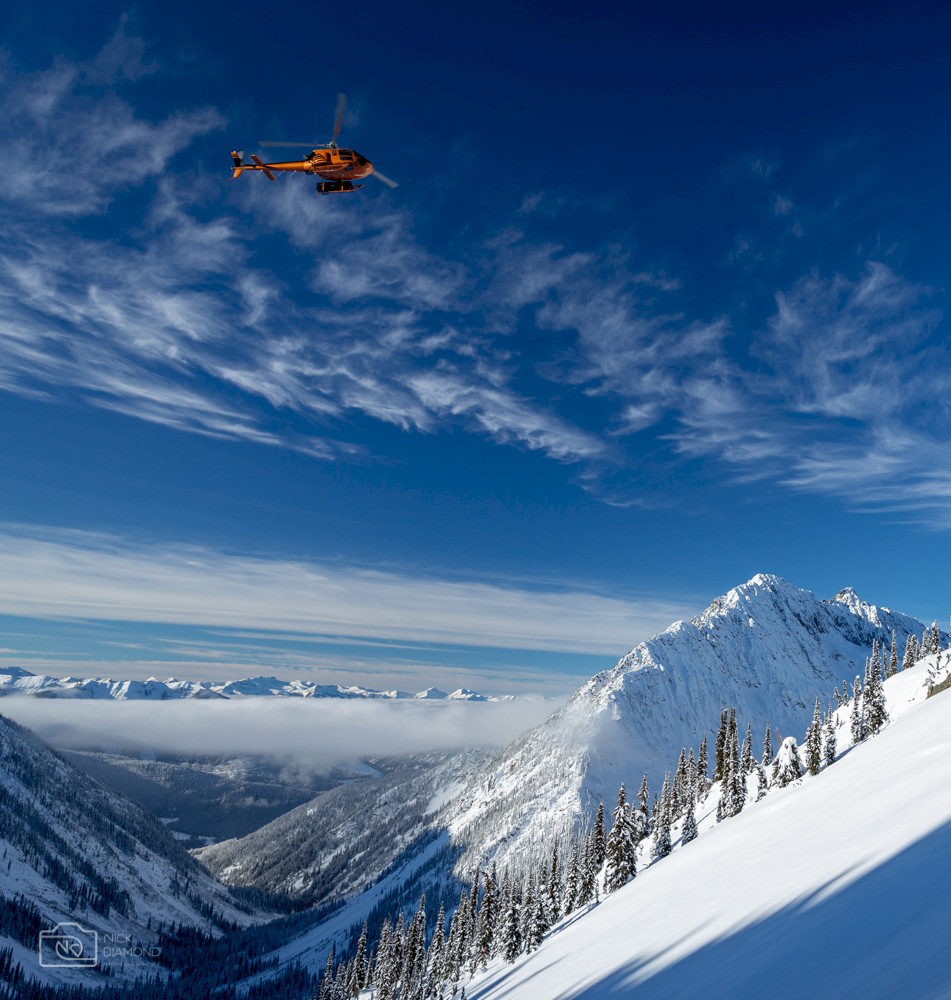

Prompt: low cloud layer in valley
[0,695,559,769]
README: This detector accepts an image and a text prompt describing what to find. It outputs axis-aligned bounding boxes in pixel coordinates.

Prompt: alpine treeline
[314,632,925,1000]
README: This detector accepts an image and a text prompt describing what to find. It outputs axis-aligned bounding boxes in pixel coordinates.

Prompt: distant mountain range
[0,668,509,702]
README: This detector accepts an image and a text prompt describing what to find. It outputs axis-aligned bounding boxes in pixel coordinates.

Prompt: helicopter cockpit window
[338,149,353,160]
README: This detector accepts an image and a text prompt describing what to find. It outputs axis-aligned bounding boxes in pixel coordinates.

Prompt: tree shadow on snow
[567,818,951,1000]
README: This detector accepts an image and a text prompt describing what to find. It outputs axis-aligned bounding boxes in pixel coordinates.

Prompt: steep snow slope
[444,574,931,870]
[466,653,951,999]
[0,713,259,987]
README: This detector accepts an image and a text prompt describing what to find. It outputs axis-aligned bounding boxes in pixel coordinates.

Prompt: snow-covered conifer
[714,708,728,779]
[741,721,754,774]
[524,878,548,953]
[592,802,606,869]
[889,632,898,678]
[755,761,768,801]
[775,736,803,787]
[681,788,698,846]
[673,748,688,817]
[545,844,561,923]
[562,842,580,916]
[806,698,822,776]
[697,735,709,792]
[477,865,497,964]
[761,723,772,770]
[822,711,837,769]
[351,922,369,995]
[500,884,522,963]
[637,773,650,814]
[605,784,637,892]
[902,634,918,671]
[850,676,864,744]
[577,834,596,907]
[865,653,889,736]
[374,920,397,1000]
[652,777,672,860]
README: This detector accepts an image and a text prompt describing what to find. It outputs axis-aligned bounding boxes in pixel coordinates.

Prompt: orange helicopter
[231,93,398,195]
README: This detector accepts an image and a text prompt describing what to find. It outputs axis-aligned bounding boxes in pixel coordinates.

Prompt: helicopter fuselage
[233,147,375,183]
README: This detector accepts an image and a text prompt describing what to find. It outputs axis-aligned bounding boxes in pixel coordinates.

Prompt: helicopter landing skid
[316,180,364,195]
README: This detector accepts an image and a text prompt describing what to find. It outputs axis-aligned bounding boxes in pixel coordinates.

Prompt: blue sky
[1,2,950,695]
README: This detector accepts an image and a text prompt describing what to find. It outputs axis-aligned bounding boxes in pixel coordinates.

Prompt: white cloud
[0,697,559,766]
[0,525,696,657]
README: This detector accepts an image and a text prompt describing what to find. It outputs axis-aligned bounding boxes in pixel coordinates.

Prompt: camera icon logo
[39,922,99,968]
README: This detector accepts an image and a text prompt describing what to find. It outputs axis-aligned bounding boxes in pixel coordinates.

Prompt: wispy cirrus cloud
[668,263,950,518]
[0,524,696,657]
[1,27,949,524]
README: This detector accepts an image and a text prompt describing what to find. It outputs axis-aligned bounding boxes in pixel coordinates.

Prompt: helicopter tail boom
[230,151,276,181]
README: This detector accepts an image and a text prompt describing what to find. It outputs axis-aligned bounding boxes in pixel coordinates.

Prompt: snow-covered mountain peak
[830,584,885,625]
[443,573,932,872]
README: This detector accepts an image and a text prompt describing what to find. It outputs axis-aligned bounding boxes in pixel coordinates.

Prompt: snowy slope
[0,713,261,987]
[464,652,951,999]
[442,574,933,871]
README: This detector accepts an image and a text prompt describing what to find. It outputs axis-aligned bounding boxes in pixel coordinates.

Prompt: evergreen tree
[902,634,918,671]
[865,651,889,735]
[604,784,637,892]
[697,735,709,794]
[740,721,754,774]
[500,885,522,963]
[425,905,446,997]
[931,620,941,655]
[805,698,822,776]
[351,922,368,996]
[775,737,803,788]
[652,777,672,860]
[592,802,606,870]
[755,761,768,801]
[822,710,837,769]
[402,894,427,999]
[761,723,772,769]
[889,632,899,678]
[681,787,698,846]
[524,878,549,953]
[577,834,596,907]
[545,844,561,924]
[562,842,580,916]
[714,708,728,779]
[637,773,650,814]
[850,676,864,744]
[673,748,688,818]
[477,865,498,965]
[374,920,396,1000]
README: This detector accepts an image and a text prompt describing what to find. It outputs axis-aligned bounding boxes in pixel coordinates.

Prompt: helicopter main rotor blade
[331,92,346,146]
[259,141,320,148]
[371,169,399,189]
